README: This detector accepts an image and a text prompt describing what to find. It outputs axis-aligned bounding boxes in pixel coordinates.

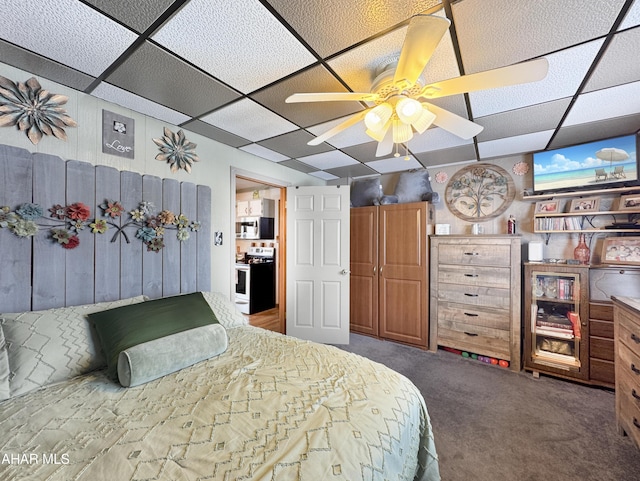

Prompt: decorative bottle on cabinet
[574,234,590,264]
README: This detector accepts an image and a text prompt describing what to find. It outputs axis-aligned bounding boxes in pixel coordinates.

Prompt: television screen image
[533,134,638,194]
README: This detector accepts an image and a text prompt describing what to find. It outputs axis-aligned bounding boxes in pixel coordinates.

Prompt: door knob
[341,269,350,275]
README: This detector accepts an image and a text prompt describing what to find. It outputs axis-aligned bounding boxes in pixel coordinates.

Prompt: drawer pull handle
[464,332,479,337]
[464,312,479,317]
[633,389,640,401]
[632,363,640,375]
[634,418,640,430]
[631,333,640,344]
[464,252,479,256]
[464,293,479,297]
[464,273,479,278]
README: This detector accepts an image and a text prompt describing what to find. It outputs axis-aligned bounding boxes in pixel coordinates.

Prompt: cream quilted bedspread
[0,327,439,481]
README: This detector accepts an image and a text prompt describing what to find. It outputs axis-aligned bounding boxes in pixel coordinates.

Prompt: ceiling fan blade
[423,102,483,139]
[420,57,549,99]
[375,125,394,157]
[393,14,451,90]
[286,92,378,103]
[307,110,368,146]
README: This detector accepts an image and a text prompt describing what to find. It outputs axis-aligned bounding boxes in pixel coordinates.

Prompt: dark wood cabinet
[350,202,433,348]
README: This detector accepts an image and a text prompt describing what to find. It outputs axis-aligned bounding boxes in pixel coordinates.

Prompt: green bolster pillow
[117,323,228,387]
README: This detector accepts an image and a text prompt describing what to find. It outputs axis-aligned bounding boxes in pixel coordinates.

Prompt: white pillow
[1,296,147,400]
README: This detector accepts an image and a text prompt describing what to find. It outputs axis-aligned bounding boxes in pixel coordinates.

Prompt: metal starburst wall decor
[153,127,199,173]
[0,76,77,144]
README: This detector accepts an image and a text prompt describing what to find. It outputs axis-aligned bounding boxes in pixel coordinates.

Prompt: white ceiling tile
[239,144,290,162]
[200,99,298,142]
[408,126,474,154]
[469,40,603,118]
[452,0,626,73]
[151,0,316,93]
[584,28,640,92]
[0,0,137,76]
[92,83,190,125]
[563,80,640,126]
[477,130,554,159]
[366,156,423,174]
[308,171,339,180]
[620,1,640,29]
[297,150,359,170]
[308,115,372,148]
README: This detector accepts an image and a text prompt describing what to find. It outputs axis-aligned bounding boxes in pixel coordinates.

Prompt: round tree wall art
[153,127,199,173]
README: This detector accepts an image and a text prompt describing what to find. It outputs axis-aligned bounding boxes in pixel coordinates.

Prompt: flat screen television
[532,134,639,194]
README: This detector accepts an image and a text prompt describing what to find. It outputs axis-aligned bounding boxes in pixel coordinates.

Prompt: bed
[0,291,440,481]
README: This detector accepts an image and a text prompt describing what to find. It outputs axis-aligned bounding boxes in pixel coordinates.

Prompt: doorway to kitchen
[234,173,287,333]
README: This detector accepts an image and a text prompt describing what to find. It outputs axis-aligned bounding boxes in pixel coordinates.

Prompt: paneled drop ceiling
[1,0,640,182]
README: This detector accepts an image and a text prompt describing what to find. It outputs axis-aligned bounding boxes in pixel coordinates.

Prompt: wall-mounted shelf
[523,185,640,201]
[534,209,640,234]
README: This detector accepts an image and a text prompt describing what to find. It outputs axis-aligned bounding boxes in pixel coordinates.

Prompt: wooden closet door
[378,202,428,347]
[349,206,379,336]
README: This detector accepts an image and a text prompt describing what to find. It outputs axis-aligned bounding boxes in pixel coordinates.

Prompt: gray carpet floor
[337,333,640,481]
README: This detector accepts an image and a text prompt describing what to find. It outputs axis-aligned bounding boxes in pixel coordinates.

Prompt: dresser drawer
[437,302,511,331]
[617,308,640,353]
[436,284,511,310]
[438,326,511,360]
[438,265,511,289]
[616,351,640,449]
[438,243,511,267]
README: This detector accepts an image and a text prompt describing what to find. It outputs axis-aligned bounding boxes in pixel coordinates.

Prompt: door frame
[231,168,289,332]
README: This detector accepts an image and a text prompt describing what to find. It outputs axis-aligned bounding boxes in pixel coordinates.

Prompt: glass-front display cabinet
[524,263,589,382]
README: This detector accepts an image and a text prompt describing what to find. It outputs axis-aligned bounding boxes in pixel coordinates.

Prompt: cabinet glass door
[530,271,581,370]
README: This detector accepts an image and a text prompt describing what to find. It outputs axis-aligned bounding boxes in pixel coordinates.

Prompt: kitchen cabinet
[350,201,434,348]
[236,198,275,218]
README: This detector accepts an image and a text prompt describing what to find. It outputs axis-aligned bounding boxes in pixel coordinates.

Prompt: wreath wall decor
[0,75,77,144]
[0,200,201,252]
[445,163,516,221]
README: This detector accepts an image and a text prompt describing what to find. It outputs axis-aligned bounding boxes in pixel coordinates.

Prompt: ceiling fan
[286,14,549,158]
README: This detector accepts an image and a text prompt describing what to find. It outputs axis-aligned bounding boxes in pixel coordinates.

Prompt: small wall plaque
[102,110,134,159]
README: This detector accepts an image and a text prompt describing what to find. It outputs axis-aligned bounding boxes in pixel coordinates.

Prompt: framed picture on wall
[102,110,135,159]
[568,196,600,212]
[601,237,640,265]
[535,200,560,213]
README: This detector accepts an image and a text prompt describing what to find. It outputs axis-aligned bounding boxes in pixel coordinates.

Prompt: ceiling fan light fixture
[395,97,422,124]
[364,102,393,132]
[413,104,437,134]
[392,119,413,144]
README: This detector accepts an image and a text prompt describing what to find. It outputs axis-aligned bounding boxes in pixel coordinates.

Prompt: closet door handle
[373,266,376,274]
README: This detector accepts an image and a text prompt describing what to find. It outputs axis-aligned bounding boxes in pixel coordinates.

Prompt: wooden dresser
[430,235,521,371]
[613,296,640,450]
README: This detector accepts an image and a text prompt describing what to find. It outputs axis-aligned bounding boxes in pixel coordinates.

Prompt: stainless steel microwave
[235,217,274,239]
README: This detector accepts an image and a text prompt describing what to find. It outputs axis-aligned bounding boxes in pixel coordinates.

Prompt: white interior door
[286,185,350,344]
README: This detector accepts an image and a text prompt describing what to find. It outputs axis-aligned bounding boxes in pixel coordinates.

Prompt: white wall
[0,61,324,297]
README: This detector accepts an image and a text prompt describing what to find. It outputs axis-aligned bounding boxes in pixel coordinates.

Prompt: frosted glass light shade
[392,119,413,143]
[364,103,393,132]
[412,106,436,134]
[395,97,422,124]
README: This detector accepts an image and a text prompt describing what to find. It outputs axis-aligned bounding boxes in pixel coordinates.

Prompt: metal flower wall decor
[444,163,516,221]
[153,127,199,173]
[0,200,201,252]
[0,75,77,144]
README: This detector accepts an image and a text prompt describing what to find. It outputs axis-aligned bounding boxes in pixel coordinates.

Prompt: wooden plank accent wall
[0,145,211,312]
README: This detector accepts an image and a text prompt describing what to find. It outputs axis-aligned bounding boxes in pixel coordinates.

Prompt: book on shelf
[536,326,574,339]
[534,349,580,367]
[568,311,581,339]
